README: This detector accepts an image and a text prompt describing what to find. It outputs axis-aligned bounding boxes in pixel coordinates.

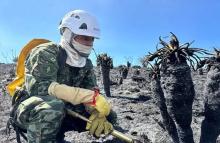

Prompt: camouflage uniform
[16,43,116,143]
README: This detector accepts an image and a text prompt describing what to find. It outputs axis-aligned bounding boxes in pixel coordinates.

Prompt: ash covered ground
[0,63,219,143]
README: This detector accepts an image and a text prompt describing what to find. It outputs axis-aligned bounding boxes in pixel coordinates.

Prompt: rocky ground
[0,64,219,143]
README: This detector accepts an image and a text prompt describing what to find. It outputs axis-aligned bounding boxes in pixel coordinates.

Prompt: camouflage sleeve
[25,44,59,96]
[81,59,97,90]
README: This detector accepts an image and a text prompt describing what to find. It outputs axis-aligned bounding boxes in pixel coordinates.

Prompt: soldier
[13,10,116,143]
[97,53,113,97]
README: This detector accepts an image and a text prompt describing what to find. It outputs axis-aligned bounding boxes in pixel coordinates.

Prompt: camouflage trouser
[16,95,65,143]
[16,96,118,143]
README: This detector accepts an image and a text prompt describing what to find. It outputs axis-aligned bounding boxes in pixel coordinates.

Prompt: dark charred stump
[122,67,128,79]
[119,66,128,79]
[200,66,220,143]
[144,33,208,143]
[160,63,195,143]
[151,77,180,143]
[118,77,123,85]
[97,54,113,97]
[198,68,203,75]
[101,66,111,97]
[127,61,131,69]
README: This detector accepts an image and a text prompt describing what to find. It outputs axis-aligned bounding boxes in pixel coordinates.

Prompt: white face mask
[71,38,93,57]
[60,28,87,67]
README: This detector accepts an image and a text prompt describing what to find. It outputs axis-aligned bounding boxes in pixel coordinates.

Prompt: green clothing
[25,42,97,97]
[16,42,98,143]
[17,95,65,143]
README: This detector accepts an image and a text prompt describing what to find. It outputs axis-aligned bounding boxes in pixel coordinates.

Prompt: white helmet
[59,10,100,39]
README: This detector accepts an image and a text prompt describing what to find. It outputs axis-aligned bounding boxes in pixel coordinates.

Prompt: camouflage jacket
[25,42,97,97]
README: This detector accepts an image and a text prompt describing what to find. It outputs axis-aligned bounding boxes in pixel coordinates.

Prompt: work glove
[85,90,111,115]
[48,82,113,137]
[85,88,113,137]
[48,82,95,105]
[86,110,113,137]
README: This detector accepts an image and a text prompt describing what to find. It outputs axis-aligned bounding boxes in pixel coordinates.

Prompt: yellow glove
[85,89,112,137]
[48,82,95,105]
[84,89,111,116]
[86,111,113,137]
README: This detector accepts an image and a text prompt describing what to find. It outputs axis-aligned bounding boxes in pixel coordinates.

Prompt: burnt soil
[0,64,219,143]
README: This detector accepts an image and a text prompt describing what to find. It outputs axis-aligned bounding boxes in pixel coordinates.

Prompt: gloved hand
[86,111,113,137]
[84,89,113,137]
[84,91,111,116]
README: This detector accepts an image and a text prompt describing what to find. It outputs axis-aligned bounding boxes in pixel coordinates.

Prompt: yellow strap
[7,39,51,96]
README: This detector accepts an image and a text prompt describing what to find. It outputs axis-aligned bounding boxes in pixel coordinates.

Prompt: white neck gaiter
[60,28,92,67]
[72,38,93,57]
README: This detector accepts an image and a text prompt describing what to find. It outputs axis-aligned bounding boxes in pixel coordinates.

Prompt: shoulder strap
[57,45,67,74]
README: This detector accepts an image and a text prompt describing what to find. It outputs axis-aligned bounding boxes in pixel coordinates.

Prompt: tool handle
[111,130,133,143]
[66,109,134,143]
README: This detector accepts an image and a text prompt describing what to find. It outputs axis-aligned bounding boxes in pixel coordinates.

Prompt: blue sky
[0,0,220,66]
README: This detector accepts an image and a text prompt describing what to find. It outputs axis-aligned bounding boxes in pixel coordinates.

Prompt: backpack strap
[57,45,67,75]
